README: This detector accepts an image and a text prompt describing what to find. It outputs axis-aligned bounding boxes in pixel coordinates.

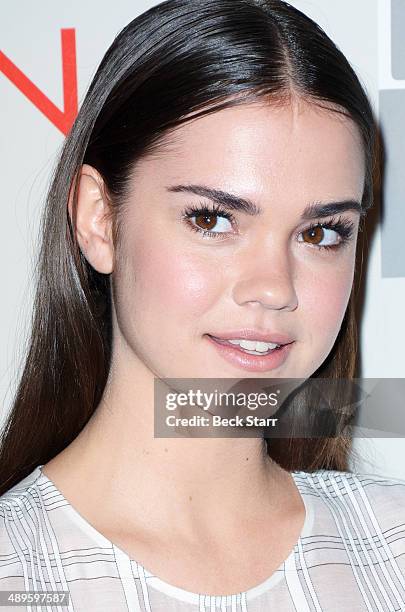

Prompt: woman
[1,0,405,610]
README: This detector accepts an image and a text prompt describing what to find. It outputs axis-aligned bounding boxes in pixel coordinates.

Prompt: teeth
[227,339,280,352]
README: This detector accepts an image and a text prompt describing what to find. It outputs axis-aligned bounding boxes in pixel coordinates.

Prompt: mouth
[204,334,294,373]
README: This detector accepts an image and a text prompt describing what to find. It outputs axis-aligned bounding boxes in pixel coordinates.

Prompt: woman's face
[112,98,365,379]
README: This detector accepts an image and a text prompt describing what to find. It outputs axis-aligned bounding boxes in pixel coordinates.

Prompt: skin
[42,96,365,596]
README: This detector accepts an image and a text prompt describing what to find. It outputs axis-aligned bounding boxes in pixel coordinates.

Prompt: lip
[207,329,294,345]
[205,334,294,373]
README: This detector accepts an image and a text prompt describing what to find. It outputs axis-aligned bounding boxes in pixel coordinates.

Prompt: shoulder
[0,466,44,544]
[0,466,45,587]
[295,468,405,505]
[294,468,405,535]
[291,470,405,608]
[0,465,43,506]
[304,467,405,495]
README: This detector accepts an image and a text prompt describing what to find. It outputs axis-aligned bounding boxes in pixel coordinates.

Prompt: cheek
[129,241,223,323]
[299,256,355,340]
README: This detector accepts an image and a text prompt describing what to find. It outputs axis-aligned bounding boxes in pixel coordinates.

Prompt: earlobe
[68,164,114,275]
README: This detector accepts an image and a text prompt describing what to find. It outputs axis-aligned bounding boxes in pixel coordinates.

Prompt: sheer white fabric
[1,464,405,611]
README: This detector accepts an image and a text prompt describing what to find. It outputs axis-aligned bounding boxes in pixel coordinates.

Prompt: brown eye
[298,223,342,249]
[195,214,218,231]
[303,225,324,245]
[188,212,233,234]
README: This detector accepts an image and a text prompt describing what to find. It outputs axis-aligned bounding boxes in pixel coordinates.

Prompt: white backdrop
[1,0,404,478]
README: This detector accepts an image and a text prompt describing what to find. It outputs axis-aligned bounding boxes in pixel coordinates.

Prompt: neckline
[35,464,314,605]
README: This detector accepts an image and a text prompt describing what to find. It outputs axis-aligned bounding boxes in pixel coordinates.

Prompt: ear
[68,164,114,274]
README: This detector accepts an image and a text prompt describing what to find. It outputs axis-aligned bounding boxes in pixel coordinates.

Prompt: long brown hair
[0,0,377,494]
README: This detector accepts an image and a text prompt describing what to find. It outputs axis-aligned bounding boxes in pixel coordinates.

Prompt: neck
[50,339,295,542]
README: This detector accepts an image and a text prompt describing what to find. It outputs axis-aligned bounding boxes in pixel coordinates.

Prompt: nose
[232,246,299,312]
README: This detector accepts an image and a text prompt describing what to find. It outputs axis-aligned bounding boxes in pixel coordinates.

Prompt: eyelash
[181,201,355,252]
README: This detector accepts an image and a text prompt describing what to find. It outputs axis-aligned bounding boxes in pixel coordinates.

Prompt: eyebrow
[166,183,365,220]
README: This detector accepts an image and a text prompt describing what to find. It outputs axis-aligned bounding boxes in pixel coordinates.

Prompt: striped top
[1,465,405,611]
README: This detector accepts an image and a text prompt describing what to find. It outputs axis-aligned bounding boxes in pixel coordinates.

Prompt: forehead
[137,98,365,205]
